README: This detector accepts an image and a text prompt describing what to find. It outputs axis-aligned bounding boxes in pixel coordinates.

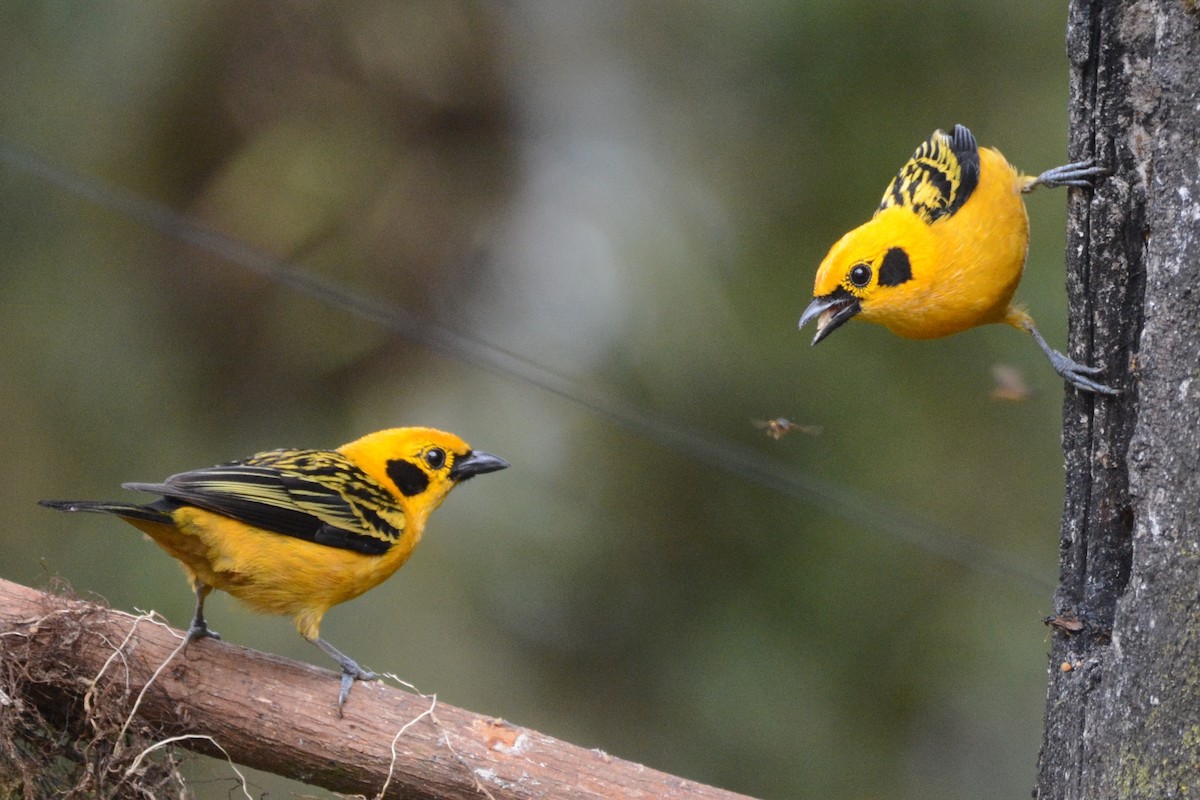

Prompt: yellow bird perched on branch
[799,124,1116,395]
[41,427,508,711]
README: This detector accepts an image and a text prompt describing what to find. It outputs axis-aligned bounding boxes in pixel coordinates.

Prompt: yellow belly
[126,507,420,640]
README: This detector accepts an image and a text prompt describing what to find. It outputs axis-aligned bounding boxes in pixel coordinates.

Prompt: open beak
[798,294,860,345]
[450,450,510,481]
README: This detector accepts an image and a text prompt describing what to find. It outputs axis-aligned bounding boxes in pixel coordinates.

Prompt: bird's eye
[424,448,446,469]
[849,263,872,288]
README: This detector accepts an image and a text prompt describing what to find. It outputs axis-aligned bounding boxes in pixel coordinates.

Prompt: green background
[1,3,1076,798]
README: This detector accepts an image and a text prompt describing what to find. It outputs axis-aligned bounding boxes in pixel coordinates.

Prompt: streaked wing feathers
[124,449,404,556]
[878,124,980,224]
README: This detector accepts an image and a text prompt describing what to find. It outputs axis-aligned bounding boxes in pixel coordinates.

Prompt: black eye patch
[386,458,430,497]
[878,247,913,286]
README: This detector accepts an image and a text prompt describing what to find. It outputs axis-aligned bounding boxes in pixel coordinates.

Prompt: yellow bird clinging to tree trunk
[799,124,1116,395]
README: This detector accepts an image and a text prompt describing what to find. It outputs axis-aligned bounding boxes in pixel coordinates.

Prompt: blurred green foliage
[1,2,1077,798]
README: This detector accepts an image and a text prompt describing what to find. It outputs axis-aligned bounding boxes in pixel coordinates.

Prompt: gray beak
[798,294,860,345]
[450,450,510,481]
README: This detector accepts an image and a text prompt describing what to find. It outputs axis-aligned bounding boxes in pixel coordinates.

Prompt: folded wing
[124,449,404,556]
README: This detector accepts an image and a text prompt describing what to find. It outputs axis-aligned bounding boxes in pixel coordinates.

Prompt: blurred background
[1,3,1077,798]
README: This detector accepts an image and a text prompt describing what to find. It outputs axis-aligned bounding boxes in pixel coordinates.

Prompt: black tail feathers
[39,499,173,525]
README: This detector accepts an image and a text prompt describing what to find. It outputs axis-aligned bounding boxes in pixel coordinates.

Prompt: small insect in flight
[752,418,823,440]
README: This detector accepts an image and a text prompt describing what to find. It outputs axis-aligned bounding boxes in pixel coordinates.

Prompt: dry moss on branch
[0,581,189,800]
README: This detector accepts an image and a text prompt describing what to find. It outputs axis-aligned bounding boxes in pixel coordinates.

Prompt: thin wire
[0,139,1055,591]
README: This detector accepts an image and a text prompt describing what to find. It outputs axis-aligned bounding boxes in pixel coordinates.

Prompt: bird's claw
[186,622,220,643]
[1067,362,1104,376]
[336,663,377,714]
[1026,158,1111,192]
[1048,351,1120,396]
[1026,324,1119,395]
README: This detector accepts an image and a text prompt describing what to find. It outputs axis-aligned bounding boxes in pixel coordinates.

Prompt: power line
[0,139,1055,591]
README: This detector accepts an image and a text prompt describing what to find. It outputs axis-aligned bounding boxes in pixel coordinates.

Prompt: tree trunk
[1036,1,1200,797]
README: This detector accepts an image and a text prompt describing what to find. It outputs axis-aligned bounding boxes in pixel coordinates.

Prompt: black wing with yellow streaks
[123,449,405,556]
[878,124,980,224]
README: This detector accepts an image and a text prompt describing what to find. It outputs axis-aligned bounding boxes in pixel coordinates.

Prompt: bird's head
[338,427,508,521]
[799,207,928,344]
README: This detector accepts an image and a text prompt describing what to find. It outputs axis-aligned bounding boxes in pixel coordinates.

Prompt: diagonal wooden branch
[0,577,758,800]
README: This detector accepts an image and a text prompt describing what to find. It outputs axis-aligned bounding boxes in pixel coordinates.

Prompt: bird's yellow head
[799,207,932,344]
[337,427,508,523]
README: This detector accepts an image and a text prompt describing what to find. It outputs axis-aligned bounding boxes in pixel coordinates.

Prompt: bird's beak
[798,294,860,346]
[450,450,510,481]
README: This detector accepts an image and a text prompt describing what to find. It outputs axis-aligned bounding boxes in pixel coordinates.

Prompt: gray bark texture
[1036,1,1200,797]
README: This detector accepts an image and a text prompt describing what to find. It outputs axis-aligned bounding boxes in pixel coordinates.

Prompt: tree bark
[0,578,757,800]
[1037,1,1200,797]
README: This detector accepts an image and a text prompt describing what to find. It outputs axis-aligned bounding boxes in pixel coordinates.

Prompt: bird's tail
[39,499,174,525]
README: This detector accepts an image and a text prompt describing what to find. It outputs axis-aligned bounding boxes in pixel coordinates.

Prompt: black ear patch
[879,247,913,286]
[387,458,430,497]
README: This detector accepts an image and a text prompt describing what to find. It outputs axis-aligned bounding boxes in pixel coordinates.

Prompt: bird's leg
[186,584,220,643]
[1026,323,1120,396]
[310,636,377,713]
[1023,158,1110,192]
